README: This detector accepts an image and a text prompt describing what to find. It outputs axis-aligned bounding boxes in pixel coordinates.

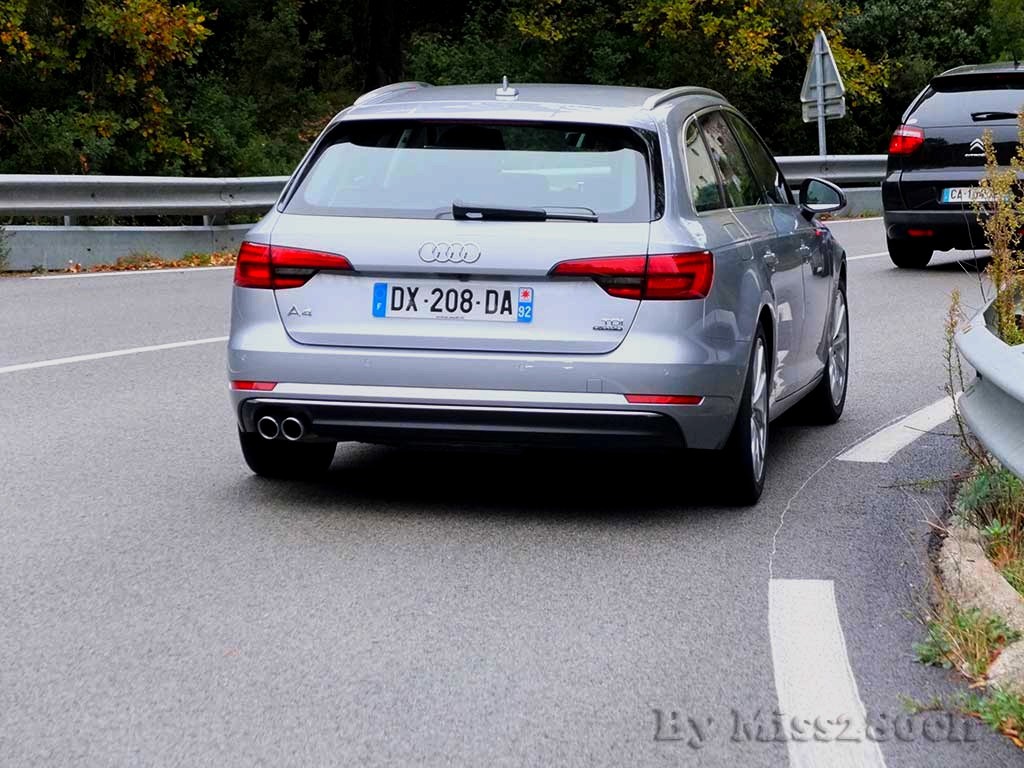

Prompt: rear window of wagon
[284,120,658,223]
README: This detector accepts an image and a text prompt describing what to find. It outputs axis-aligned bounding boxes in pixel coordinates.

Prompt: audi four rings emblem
[418,242,481,263]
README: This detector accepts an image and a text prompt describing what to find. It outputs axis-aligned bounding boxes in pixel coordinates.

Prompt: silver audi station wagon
[228,81,850,504]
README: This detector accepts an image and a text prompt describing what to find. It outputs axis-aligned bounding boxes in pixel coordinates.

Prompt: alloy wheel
[749,338,769,481]
[828,289,849,407]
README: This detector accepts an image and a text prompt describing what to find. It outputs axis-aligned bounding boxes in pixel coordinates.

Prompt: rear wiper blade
[452,201,598,222]
[971,111,1019,121]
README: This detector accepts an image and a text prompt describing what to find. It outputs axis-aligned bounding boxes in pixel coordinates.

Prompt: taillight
[888,124,925,155]
[549,251,713,300]
[234,241,272,288]
[549,255,646,299]
[233,241,352,289]
[270,246,353,289]
[645,252,714,300]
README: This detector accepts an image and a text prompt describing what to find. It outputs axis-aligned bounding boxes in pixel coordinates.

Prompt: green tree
[989,0,1024,61]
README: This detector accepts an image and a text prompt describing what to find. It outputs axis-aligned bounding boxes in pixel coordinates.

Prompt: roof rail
[353,81,433,106]
[643,86,725,111]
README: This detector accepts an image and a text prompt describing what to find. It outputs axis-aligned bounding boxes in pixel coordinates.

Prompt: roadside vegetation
[73,250,236,272]
[956,468,1024,598]
[915,602,1018,680]
[976,119,1024,345]
[2,1,1023,176]
[0,249,235,276]
[914,110,1024,746]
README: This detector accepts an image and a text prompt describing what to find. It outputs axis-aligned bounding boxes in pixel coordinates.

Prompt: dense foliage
[0,0,1017,176]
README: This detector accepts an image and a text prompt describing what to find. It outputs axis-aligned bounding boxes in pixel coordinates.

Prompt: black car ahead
[882,62,1024,268]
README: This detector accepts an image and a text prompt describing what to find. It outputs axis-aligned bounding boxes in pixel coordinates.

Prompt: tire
[721,325,770,506]
[802,279,849,425]
[238,429,336,479]
[887,237,932,269]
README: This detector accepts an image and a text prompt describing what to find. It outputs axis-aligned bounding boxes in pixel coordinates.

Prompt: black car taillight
[888,124,925,156]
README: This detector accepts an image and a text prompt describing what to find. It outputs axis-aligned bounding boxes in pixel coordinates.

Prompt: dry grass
[915,591,1019,682]
[72,250,236,273]
[975,119,1024,345]
[955,465,1024,599]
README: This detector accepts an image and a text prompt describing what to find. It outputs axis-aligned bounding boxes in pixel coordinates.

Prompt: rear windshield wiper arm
[971,111,1019,121]
[452,201,598,222]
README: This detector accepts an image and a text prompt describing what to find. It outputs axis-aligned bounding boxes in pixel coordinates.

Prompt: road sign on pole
[800,30,846,158]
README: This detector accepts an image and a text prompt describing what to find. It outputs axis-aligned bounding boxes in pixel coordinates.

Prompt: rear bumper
[230,382,738,450]
[228,291,750,451]
[239,395,688,449]
[883,209,986,250]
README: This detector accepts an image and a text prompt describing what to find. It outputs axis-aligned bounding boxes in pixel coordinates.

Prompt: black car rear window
[911,85,1024,126]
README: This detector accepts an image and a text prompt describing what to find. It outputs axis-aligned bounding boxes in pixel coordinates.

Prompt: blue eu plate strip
[372,282,388,317]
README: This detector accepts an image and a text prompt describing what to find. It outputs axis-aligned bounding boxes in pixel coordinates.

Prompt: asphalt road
[1,221,1021,767]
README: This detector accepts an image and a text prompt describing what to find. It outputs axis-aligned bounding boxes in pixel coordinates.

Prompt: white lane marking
[848,251,887,262]
[31,266,233,280]
[837,395,958,463]
[769,579,888,768]
[0,337,228,375]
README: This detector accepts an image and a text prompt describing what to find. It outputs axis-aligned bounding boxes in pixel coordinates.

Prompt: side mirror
[799,177,847,218]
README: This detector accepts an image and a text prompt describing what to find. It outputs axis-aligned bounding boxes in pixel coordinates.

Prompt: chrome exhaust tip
[257,415,280,440]
[281,416,305,442]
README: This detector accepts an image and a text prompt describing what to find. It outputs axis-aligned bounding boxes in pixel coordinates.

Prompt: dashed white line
[31,266,233,280]
[848,251,887,262]
[769,579,888,768]
[837,395,959,463]
[0,337,228,375]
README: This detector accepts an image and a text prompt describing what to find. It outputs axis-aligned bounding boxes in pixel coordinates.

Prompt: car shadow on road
[237,442,763,520]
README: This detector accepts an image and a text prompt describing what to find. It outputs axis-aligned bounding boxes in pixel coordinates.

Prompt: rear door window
[725,113,791,205]
[682,120,724,212]
[698,111,762,208]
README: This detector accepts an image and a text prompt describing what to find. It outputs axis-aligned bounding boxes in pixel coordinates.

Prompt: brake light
[271,246,353,289]
[888,125,925,155]
[625,394,703,405]
[645,252,714,300]
[233,241,352,289]
[549,251,713,300]
[549,255,646,299]
[234,241,272,288]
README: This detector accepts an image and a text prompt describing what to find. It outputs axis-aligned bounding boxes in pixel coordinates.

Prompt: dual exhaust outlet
[257,414,306,442]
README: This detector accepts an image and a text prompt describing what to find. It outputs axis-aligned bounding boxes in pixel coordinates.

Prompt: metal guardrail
[0,156,887,270]
[956,302,1024,480]
[0,174,286,217]
[777,155,886,186]
[0,156,887,219]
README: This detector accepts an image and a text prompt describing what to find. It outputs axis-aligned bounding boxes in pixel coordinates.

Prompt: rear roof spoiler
[643,86,725,110]
[353,82,433,106]
[931,70,1024,91]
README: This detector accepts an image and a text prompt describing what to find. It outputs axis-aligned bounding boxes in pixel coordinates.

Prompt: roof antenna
[495,75,519,100]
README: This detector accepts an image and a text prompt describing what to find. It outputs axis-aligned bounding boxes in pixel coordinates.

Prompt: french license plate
[372,281,534,323]
[941,187,996,203]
